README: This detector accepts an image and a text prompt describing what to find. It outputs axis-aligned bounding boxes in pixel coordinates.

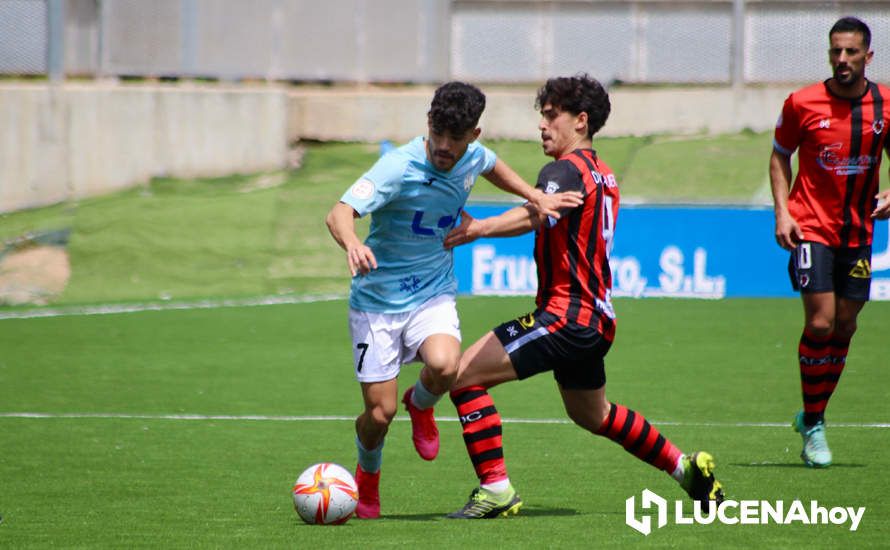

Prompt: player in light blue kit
[326,82,581,518]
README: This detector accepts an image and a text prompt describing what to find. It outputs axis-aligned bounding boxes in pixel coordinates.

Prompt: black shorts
[492,309,611,391]
[788,241,872,301]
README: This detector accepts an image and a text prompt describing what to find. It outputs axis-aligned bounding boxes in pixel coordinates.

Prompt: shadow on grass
[729,462,866,468]
[382,507,579,521]
[376,512,451,521]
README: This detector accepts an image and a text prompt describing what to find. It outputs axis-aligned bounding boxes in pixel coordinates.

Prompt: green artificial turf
[1,297,887,547]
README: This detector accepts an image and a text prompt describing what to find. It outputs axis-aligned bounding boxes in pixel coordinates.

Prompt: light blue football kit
[340,136,497,313]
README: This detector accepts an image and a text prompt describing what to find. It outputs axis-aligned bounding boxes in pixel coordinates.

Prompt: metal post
[97,0,108,78]
[47,0,65,81]
[731,0,745,88]
[181,0,197,78]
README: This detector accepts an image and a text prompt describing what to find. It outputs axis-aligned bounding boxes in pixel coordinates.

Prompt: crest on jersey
[873,119,885,135]
[350,178,375,200]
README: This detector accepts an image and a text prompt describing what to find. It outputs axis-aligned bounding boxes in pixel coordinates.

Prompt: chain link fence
[0,0,47,74]
[2,0,889,84]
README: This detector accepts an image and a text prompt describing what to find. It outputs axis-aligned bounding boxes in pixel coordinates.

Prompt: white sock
[410,379,440,410]
[356,436,383,474]
[481,479,511,493]
[670,454,686,483]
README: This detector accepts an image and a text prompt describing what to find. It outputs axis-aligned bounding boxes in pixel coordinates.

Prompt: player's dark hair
[535,74,610,138]
[428,81,486,136]
[831,16,871,48]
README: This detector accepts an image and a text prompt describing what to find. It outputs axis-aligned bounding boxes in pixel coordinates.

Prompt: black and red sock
[595,403,682,474]
[451,385,508,485]
[799,329,833,426]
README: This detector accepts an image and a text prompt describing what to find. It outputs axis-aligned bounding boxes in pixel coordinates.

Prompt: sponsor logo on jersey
[849,259,871,279]
[816,143,876,176]
[350,178,375,199]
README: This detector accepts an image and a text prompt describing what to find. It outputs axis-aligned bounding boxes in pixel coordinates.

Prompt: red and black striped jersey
[774,80,890,247]
[533,149,619,340]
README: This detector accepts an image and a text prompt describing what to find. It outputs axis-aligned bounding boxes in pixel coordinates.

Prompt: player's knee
[423,349,461,380]
[805,318,834,337]
[367,403,397,428]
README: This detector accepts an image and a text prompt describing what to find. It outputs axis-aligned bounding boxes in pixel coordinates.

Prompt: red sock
[450,385,507,485]
[799,329,833,425]
[595,403,682,473]
[820,335,850,417]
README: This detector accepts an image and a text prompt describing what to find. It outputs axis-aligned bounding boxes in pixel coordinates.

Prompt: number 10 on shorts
[798,243,812,269]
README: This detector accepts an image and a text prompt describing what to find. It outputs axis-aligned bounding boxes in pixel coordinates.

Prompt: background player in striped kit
[770,16,890,468]
[326,81,581,518]
[442,74,724,519]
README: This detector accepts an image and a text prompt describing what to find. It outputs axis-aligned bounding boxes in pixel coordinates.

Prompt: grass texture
[1,297,888,548]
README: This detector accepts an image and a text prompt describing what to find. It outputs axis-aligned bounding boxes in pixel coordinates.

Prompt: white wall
[0,82,288,214]
[2,82,795,214]
[287,84,796,142]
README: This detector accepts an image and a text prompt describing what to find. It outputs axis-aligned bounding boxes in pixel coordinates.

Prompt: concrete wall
[2,81,796,214]
[0,82,288,213]
[287,84,797,143]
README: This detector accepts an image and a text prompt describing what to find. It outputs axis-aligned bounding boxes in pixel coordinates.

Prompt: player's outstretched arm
[325,201,377,276]
[482,158,582,218]
[877,146,890,219]
[769,149,804,250]
[443,205,540,249]
[873,189,890,219]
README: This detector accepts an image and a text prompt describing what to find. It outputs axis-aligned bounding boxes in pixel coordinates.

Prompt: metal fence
[2,0,889,84]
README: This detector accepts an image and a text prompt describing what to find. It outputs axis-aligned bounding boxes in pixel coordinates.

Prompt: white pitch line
[0,412,887,428]
[0,293,346,320]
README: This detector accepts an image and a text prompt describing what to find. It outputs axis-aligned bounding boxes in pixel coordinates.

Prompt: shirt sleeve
[535,160,584,194]
[773,93,801,157]
[339,153,407,217]
[479,143,498,174]
[535,160,584,226]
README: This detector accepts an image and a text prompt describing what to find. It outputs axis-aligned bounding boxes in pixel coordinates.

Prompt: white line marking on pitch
[0,294,346,320]
[0,412,886,428]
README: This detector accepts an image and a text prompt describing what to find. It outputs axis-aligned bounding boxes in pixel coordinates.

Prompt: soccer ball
[292,462,358,525]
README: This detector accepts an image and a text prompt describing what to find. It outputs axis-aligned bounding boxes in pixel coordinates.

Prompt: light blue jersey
[341,136,497,313]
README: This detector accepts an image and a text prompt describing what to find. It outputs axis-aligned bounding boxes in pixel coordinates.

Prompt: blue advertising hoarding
[453,204,890,300]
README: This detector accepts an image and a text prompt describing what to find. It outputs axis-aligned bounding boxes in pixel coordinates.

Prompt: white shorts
[348,294,461,383]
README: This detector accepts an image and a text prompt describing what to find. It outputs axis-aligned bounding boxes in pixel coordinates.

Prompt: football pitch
[1,295,888,548]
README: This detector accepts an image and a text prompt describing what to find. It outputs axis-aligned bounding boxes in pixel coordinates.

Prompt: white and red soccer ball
[292,463,358,525]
